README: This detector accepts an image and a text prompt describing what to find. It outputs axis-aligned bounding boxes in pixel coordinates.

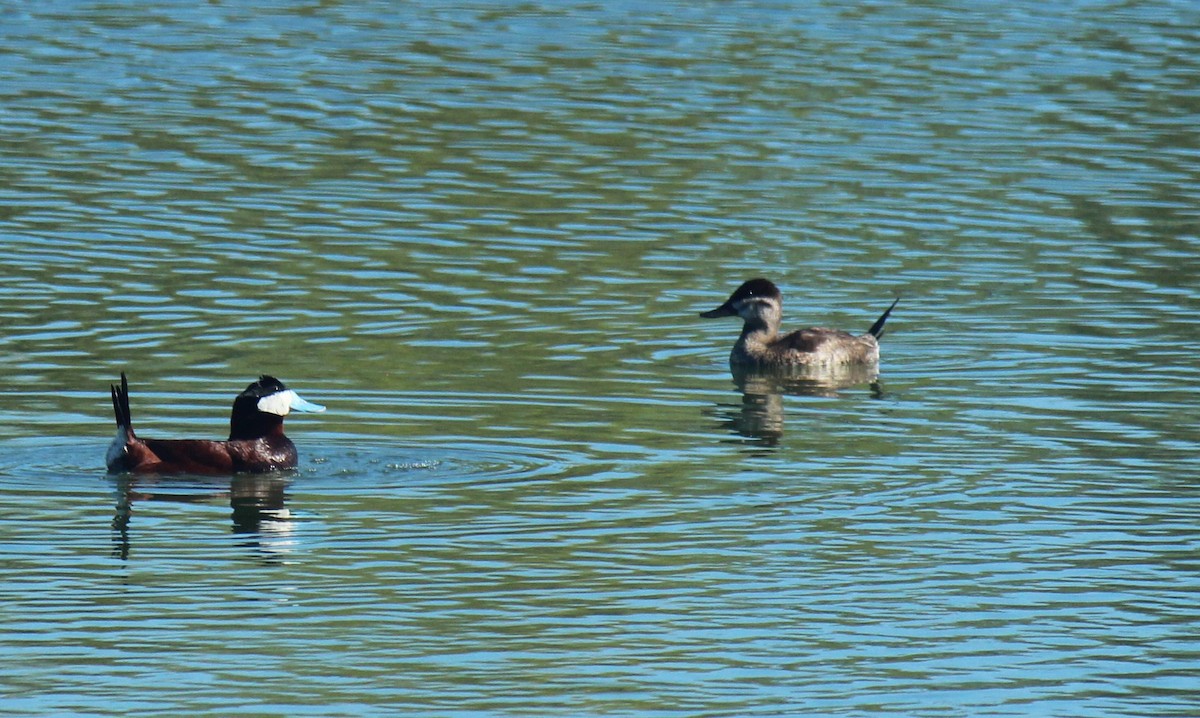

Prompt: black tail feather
[111,372,131,429]
[867,297,900,339]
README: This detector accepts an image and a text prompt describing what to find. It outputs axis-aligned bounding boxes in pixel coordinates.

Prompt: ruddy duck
[105,373,325,474]
[700,278,899,368]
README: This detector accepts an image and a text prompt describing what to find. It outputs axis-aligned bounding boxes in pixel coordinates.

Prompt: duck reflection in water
[712,364,887,445]
[111,473,296,561]
[700,278,896,443]
[105,373,322,561]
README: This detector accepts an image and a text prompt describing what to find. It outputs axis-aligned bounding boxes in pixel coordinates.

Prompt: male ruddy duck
[701,278,899,368]
[105,373,325,474]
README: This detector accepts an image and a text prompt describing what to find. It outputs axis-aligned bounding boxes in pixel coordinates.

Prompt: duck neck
[732,317,778,362]
[230,414,285,442]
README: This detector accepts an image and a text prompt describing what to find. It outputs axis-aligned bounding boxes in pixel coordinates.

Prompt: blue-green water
[2,1,1198,715]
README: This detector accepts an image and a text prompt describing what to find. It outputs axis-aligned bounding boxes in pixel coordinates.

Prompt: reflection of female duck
[701,278,898,368]
[733,362,886,397]
[718,363,886,445]
[106,373,324,474]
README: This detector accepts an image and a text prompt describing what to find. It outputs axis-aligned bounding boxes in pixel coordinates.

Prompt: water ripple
[2,0,1200,714]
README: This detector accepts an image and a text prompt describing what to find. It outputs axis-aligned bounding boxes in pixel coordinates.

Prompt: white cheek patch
[734,298,760,316]
[736,296,774,317]
[257,390,297,416]
[257,390,326,416]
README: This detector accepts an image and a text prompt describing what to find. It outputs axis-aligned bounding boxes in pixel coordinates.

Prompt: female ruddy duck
[106,373,325,474]
[701,278,899,368]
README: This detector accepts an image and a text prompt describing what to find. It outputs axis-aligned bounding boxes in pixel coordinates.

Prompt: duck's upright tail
[111,372,132,432]
[107,372,135,471]
[867,297,900,339]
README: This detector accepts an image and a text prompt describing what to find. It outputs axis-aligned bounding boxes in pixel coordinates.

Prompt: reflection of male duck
[700,278,898,369]
[111,474,294,561]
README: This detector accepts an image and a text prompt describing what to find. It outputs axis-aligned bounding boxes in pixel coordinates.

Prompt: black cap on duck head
[700,278,781,318]
[229,375,325,440]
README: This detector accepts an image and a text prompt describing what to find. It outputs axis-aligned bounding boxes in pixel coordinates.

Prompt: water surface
[2,1,1199,715]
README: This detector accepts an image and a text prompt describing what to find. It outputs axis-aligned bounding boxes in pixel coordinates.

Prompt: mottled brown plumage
[700,278,898,369]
